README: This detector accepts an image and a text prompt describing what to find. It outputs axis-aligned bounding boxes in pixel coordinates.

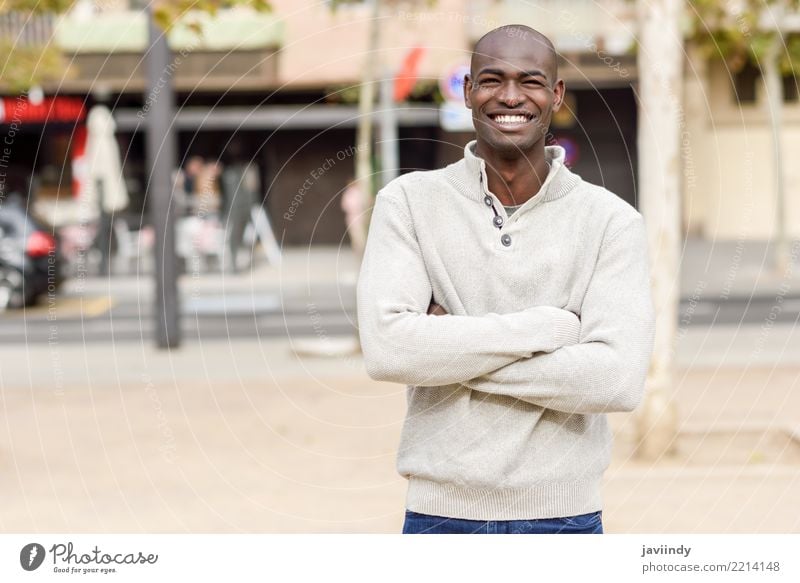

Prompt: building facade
[2,0,796,245]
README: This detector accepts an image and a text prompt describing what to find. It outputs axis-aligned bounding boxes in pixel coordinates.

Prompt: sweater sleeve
[463,216,655,413]
[357,189,581,387]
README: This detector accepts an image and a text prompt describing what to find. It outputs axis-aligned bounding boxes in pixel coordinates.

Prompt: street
[3,292,800,345]
[0,286,356,344]
[0,247,360,344]
[2,241,799,344]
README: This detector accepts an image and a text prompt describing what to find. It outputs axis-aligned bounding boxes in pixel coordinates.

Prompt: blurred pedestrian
[176,156,205,217]
[220,152,259,273]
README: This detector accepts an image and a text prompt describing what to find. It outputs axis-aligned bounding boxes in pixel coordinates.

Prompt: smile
[487,112,535,128]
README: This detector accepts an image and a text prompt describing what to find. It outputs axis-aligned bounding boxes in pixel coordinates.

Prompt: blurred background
[0,0,798,533]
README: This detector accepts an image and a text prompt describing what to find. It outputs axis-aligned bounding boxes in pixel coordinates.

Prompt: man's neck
[476,142,550,207]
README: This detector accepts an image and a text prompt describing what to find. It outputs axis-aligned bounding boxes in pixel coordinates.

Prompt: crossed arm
[357,192,582,386]
[434,219,655,413]
[357,190,655,414]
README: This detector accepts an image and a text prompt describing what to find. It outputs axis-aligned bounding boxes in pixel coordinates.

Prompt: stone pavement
[1,326,798,533]
[0,239,799,533]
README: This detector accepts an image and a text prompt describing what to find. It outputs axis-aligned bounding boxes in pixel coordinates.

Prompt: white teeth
[494,115,528,124]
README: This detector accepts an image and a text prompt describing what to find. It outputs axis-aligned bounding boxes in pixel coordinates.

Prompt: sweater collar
[461,140,580,205]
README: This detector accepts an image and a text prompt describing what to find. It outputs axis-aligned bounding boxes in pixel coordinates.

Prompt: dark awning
[113,104,440,132]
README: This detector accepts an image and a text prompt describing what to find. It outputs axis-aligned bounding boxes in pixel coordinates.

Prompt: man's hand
[427,300,448,316]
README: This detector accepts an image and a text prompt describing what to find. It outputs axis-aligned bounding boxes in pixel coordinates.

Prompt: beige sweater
[357,141,655,520]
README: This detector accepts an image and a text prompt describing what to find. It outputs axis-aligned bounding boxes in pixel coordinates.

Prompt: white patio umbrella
[77,104,129,222]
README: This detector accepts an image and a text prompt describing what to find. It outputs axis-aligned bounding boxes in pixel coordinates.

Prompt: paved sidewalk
[1,329,798,533]
[0,339,403,533]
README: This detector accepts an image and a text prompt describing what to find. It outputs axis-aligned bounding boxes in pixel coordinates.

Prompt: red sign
[0,96,86,124]
[394,46,426,103]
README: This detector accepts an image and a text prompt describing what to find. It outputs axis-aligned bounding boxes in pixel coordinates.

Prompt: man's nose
[496,81,524,106]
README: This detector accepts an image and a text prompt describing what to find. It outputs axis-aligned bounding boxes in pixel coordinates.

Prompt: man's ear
[463,75,473,109]
[552,79,565,112]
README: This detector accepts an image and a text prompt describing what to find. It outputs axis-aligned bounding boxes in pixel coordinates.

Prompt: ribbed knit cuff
[406,477,602,521]
[550,309,580,350]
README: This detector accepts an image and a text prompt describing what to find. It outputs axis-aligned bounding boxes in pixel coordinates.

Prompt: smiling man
[357,25,655,534]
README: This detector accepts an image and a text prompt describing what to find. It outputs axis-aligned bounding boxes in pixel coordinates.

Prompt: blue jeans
[402,509,603,534]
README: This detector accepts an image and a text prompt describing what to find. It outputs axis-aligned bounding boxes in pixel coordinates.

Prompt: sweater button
[493,215,504,227]
[501,234,512,247]
[484,196,493,207]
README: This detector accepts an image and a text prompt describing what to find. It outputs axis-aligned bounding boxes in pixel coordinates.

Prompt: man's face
[464,35,564,157]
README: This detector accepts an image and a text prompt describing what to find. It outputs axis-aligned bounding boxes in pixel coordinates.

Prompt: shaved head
[471,25,558,80]
[463,23,564,161]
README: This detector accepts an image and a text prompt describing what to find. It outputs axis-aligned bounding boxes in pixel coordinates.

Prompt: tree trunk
[763,34,789,273]
[635,0,683,458]
[352,0,382,259]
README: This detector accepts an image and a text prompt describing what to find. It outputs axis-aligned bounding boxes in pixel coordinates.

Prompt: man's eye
[478,79,500,87]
